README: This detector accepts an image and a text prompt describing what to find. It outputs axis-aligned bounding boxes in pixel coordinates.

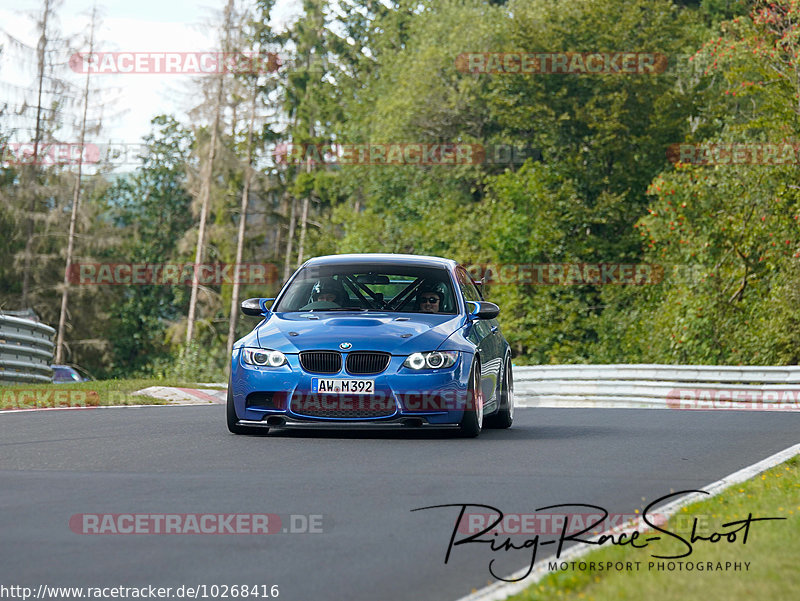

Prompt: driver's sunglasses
[420,296,440,303]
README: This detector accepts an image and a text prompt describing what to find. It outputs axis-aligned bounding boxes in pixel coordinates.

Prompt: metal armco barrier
[514,364,800,407]
[0,314,55,384]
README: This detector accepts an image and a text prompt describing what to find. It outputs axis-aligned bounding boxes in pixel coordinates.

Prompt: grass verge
[507,455,800,601]
[0,378,223,410]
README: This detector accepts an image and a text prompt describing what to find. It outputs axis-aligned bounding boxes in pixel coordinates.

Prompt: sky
[0,0,301,156]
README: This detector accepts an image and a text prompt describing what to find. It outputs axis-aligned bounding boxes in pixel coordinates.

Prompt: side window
[455,267,482,309]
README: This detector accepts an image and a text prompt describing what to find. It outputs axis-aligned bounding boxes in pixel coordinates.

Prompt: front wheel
[227,381,270,435]
[457,361,483,438]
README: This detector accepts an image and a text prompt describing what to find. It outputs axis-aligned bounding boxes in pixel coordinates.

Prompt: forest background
[2,0,799,381]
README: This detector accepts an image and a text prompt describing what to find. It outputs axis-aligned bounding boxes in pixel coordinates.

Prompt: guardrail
[0,315,55,384]
[514,364,800,407]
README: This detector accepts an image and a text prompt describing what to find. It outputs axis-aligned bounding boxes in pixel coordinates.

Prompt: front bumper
[230,349,472,425]
[234,417,461,430]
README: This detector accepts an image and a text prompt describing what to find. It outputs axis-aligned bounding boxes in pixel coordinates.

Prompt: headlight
[403,351,458,370]
[242,348,287,367]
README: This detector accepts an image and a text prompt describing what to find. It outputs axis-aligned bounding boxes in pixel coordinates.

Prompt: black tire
[457,361,483,438]
[227,381,270,435]
[485,356,513,429]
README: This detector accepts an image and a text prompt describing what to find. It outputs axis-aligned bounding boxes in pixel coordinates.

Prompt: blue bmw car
[227,253,513,437]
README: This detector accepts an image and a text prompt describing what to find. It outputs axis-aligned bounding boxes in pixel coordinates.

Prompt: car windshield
[53,367,80,382]
[273,264,457,314]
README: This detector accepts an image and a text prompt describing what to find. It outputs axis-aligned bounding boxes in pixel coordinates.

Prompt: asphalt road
[1,405,798,601]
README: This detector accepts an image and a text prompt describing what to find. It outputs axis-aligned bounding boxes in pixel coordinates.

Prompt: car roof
[302,253,458,270]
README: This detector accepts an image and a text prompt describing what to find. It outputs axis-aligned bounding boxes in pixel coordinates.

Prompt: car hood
[255,312,463,354]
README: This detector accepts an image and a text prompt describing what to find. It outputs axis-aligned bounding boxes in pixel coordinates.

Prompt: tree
[55,6,100,363]
[186,0,236,348]
[225,0,282,361]
[618,1,800,365]
[102,116,194,376]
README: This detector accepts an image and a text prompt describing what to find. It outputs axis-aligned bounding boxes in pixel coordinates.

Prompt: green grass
[0,378,222,410]
[508,456,800,601]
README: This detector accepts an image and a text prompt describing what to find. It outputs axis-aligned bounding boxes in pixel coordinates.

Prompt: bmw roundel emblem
[339,342,352,350]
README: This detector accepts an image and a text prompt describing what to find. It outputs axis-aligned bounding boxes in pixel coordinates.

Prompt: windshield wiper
[319,307,369,311]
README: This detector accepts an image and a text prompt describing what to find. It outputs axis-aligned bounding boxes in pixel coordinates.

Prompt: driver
[311,278,346,305]
[416,282,445,313]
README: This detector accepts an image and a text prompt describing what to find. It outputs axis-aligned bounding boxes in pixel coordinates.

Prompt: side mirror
[241,298,275,316]
[467,300,500,320]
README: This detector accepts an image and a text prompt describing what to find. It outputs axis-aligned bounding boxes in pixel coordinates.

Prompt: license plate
[311,378,374,394]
